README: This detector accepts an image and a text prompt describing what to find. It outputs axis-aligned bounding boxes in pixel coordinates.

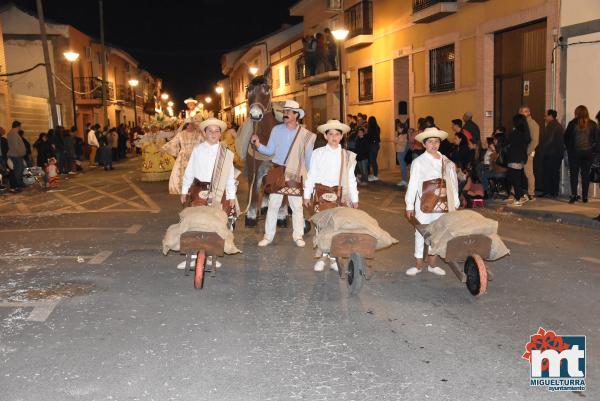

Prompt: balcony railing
[116,84,133,102]
[345,0,373,39]
[413,0,456,13]
[75,77,114,101]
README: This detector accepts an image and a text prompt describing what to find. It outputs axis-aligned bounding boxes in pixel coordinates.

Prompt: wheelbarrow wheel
[347,252,366,296]
[464,254,488,296]
[194,251,206,289]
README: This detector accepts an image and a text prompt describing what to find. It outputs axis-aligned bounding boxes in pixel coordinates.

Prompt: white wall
[0,7,69,37]
[561,1,600,27]
[565,32,600,121]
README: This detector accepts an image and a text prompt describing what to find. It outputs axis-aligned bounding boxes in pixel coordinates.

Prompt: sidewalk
[372,169,600,230]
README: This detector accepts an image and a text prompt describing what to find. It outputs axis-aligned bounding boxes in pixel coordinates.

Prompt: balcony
[75,77,114,103]
[296,56,339,85]
[116,84,133,103]
[412,0,458,23]
[344,0,373,50]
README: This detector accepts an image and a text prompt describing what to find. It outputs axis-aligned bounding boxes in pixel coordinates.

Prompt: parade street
[0,159,598,401]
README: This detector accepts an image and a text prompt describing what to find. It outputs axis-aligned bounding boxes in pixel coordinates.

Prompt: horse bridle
[247,83,273,122]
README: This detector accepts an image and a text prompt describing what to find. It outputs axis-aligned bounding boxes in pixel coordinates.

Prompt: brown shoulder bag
[263,126,301,194]
[420,158,449,213]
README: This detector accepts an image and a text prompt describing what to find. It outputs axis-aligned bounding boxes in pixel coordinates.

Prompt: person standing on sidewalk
[565,105,598,204]
[519,106,539,200]
[539,109,564,198]
[463,111,481,158]
[366,116,381,182]
[505,114,531,207]
[87,124,100,167]
[251,100,315,248]
[395,119,409,187]
[6,121,26,192]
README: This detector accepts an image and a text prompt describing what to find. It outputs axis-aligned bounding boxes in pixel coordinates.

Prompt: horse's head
[246,68,272,122]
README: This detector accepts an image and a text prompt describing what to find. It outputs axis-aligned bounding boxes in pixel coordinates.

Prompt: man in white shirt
[304,119,359,271]
[87,124,100,167]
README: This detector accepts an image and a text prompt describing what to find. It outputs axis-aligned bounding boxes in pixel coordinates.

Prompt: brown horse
[240,69,278,227]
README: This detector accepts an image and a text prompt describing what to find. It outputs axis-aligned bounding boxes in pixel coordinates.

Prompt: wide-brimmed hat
[199,117,227,133]
[415,127,448,144]
[281,100,305,119]
[317,119,350,135]
[184,98,198,104]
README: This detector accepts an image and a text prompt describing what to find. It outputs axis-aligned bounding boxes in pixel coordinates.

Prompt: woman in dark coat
[505,114,531,206]
[366,116,381,181]
[33,133,51,167]
[564,105,598,203]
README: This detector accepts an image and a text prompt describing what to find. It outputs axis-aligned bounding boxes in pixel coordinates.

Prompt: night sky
[5,0,301,106]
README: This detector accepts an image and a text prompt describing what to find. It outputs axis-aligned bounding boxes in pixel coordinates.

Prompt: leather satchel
[420,159,448,213]
[187,179,235,216]
[264,126,302,194]
[314,183,341,212]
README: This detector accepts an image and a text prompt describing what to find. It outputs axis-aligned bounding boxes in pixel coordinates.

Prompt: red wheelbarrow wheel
[194,251,206,289]
[464,254,488,296]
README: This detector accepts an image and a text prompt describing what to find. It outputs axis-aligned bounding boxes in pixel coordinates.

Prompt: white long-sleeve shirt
[405,151,459,218]
[304,144,359,203]
[181,142,236,200]
[87,130,99,147]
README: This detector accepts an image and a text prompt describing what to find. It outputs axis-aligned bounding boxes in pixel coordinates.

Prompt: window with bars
[358,66,373,102]
[429,44,455,92]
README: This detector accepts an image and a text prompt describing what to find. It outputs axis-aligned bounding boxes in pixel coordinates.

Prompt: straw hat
[184,98,198,104]
[199,117,227,133]
[281,100,305,119]
[317,119,351,135]
[415,127,449,144]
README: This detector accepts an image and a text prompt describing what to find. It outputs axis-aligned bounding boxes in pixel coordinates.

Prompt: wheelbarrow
[329,233,377,296]
[414,223,494,296]
[179,231,224,289]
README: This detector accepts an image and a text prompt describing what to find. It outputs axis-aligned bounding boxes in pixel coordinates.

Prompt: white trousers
[264,193,304,241]
[414,211,444,259]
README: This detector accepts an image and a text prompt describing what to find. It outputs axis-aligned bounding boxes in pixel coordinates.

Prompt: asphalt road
[0,158,598,401]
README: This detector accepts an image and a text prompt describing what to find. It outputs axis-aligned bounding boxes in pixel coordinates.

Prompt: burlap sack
[422,210,508,260]
[162,206,241,255]
[311,208,398,254]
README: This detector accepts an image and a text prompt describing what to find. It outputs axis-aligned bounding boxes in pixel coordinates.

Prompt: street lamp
[161,93,169,101]
[215,86,224,94]
[167,101,174,107]
[331,28,349,122]
[128,78,139,126]
[63,51,79,129]
[205,96,212,104]
[249,66,259,76]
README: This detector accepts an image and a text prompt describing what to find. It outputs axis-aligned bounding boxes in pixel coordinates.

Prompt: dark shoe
[569,195,580,204]
[582,198,588,203]
[593,215,600,222]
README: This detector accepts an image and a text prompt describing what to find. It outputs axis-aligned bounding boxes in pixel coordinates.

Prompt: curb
[375,180,600,230]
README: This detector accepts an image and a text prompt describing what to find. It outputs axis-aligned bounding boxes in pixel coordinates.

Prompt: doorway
[310,94,327,148]
[393,56,410,125]
[494,20,546,131]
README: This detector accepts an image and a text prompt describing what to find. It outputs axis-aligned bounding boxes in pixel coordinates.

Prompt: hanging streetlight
[63,51,80,129]
[249,66,259,76]
[215,86,224,94]
[128,78,139,126]
[331,28,349,122]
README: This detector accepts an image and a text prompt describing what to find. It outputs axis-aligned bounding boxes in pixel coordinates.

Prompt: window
[295,56,307,80]
[274,67,281,89]
[358,66,373,102]
[429,44,455,92]
[284,65,290,85]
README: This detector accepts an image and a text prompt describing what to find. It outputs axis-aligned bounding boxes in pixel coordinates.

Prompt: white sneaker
[329,257,338,271]
[510,200,523,207]
[258,238,272,247]
[406,267,422,276]
[397,180,407,187]
[427,266,446,276]
[371,176,379,181]
[294,239,306,248]
[519,196,529,204]
[176,254,197,270]
[367,175,375,181]
[314,260,326,272]
[206,256,222,268]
